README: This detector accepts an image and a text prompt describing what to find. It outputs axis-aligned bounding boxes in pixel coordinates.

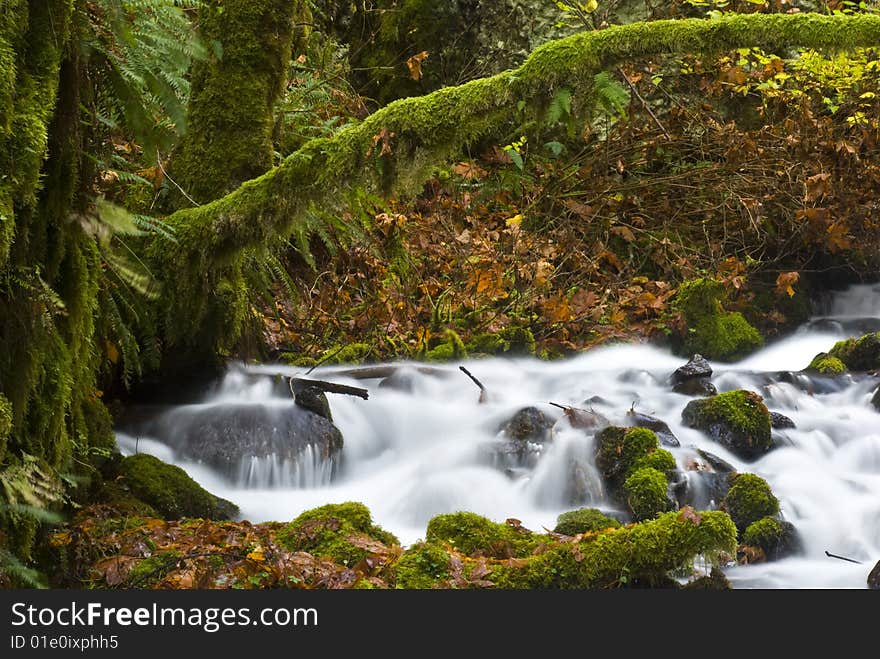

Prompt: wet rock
[625,411,680,447]
[499,407,553,443]
[696,449,736,473]
[583,395,612,407]
[742,517,802,561]
[294,386,333,421]
[827,331,880,371]
[670,355,717,396]
[868,560,880,589]
[671,354,713,383]
[556,406,610,432]
[872,386,880,411]
[681,390,773,461]
[128,403,344,481]
[769,411,796,429]
[683,567,732,590]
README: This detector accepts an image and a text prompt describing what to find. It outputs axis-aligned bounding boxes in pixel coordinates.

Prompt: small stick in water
[289,377,370,399]
[459,366,488,404]
[825,550,862,564]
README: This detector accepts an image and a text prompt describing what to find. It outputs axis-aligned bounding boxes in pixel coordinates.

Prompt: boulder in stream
[769,411,796,429]
[869,559,880,589]
[681,389,773,461]
[670,354,717,396]
[625,410,680,447]
[498,407,553,442]
[872,386,880,411]
[128,403,344,483]
[742,516,801,561]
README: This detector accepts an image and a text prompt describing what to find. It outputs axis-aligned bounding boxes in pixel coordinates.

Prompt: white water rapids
[115,283,880,588]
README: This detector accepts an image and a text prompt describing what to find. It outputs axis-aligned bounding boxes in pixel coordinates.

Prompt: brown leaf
[775,271,799,298]
[611,225,636,242]
[804,172,831,202]
[405,51,429,81]
[678,506,702,526]
[452,161,488,180]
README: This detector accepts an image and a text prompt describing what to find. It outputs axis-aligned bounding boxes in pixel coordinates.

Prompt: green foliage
[806,352,847,375]
[722,473,779,534]
[79,0,206,163]
[553,507,621,536]
[624,467,671,522]
[424,329,467,361]
[277,502,399,566]
[425,512,539,558]
[0,394,11,462]
[118,453,238,520]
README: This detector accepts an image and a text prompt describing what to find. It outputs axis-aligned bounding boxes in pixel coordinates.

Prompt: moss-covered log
[153,13,880,348]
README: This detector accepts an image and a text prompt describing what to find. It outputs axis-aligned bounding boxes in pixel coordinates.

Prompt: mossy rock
[675,278,763,362]
[276,502,398,567]
[467,332,510,356]
[425,512,539,558]
[624,468,672,522]
[98,480,159,518]
[742,516,800,560]
[489,509,737,589]
[118,454,238,521]
[553,508,621,536]
[633,448,677,473]
[424,329,467,362]
[595,426,661,493]
[683,566,732,590]
[499,326,536,356]
[827,332,880,371]
[806,352,847,376]
[394,542,451,589]
[681,390,772,461]
[721,473,779,534]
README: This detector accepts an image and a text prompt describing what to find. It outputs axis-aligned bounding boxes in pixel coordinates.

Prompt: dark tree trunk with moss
[168,0,305,206]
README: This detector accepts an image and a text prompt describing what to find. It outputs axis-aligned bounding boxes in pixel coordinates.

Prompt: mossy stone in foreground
[277,502,399,567]
[118,454,238,520]
[806,352,847,376]
[681,389,772,460]
[595,426,661,493]
[395,542,451,589]
[675,278,763,361]
[742,516,800,560]
[722,473,779,534]
[488,509,737,589]
[553,508,621,536]
[624,467,672,522]
[425,512,538,558]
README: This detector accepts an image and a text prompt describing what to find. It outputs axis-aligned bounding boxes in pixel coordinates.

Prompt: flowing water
[115,283,880,588]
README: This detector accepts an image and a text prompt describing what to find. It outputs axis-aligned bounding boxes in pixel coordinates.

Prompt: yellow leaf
[247,547,265,562]
[505,214,523,228]
[105,340,119,365]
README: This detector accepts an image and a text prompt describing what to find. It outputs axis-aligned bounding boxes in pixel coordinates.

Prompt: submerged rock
[129,403,344,482]
[769,411,796,429]
[498,407,553,443]
[681,389,773,461]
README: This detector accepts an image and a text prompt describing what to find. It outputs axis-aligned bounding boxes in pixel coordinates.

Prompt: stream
[115,283,880,588]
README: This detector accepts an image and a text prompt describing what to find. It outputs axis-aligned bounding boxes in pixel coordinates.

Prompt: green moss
[467,333,510,356]
[0,394,11,462]
[499,326,536,356]
[683,567,732,590]
[806,353,847,375]
[425,512,539,558]
[491,509,737,589]
[742,516,799,560]
[827,332,880,371]
[321,343,372,365]
[624,468,671,522]
[595,426,660,493]
[554,508,621,536]
[282,353,318,368]
[675,278,763,361]
[124,551,182,588]
[633,448,676,473]
[276,502,398,566]
[681,389,772,460]
[97,481,159,518]
[118,454,238,521]
[722,473,779,534]
[424,329,467,361]
[394,542,451,589]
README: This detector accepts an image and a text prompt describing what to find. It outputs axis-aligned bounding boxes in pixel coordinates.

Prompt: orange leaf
[775,272,799,298]
[405,51,429,81]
